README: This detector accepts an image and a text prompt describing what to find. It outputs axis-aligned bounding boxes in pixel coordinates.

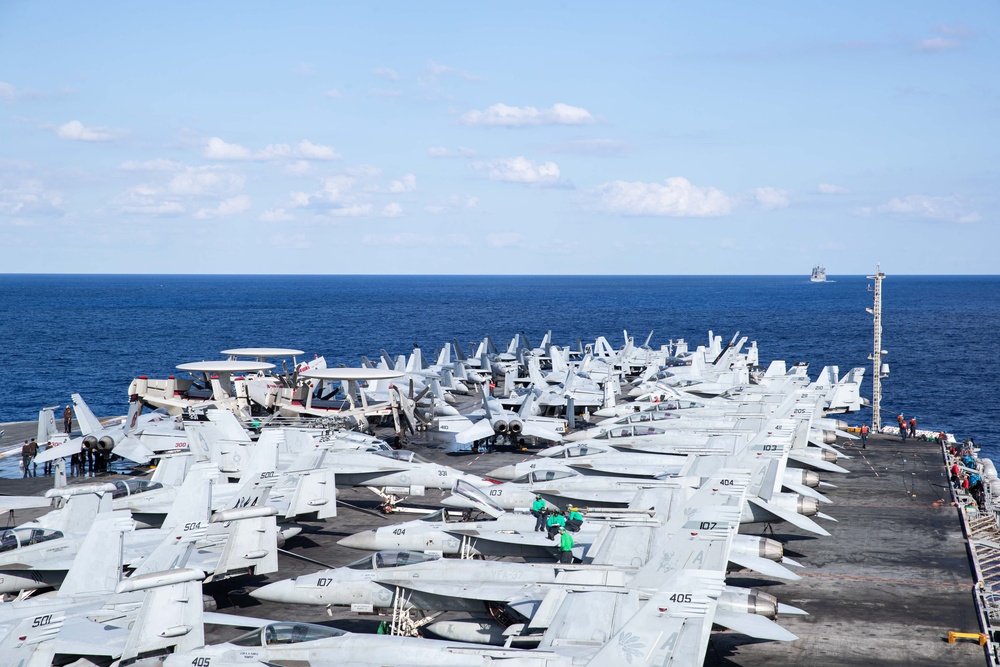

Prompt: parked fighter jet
[252,469,800,644]
[433,387,567,445]
[167,566,725,667]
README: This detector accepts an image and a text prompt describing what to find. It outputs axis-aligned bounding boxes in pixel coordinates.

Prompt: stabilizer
[583,570,724,667]
[58,512,133,597]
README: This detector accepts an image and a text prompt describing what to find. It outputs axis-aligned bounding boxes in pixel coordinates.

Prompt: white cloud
[324,89,343,99]
[296,139,341,160]
[194,195,251,219]
[424,195,478,215]
[423,60,484,83]
[382,202,403,217]
[487,232,523,247]
[0,181,64,218]
[257,143,294,159]
[818,183,850,194]
[592,177,734,217]
[374,67,401,81]
[116,163,246,217]
[388,173,416,193]
[429,146,476,158]
[471,157,561,186]
[914,24,972,53]
[121,198,185,216]
[285,160,312,175]
[0,81,16,102]
[329,203,372,217]
[55,120,120,142]
[168,169,245,196]
[319,175,357,202]
[259,208,294,222]
[856,194,980,223]
[751,187,790,210]
[204,137,253,160]
[203,137,341,161]
[915,37,959,53]
[460,103,594,127]
[347,165,382,177]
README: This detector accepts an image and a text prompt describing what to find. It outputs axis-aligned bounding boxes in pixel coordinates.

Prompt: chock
[948,631,987,646]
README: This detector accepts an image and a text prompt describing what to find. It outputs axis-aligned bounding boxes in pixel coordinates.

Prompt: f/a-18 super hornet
[251,469,802,645]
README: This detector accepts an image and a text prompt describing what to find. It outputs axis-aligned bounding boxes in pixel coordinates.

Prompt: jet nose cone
[338,529,378,550]
[250,578,298,604]
[592,407,617,418]
[563,431,588,442]
[486,465,518,481]
[627,387,644,398]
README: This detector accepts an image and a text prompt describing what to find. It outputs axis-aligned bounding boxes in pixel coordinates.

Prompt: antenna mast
[867,264,887,431]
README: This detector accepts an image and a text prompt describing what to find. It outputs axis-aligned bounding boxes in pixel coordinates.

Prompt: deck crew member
[63,405,73,433]
[558,528,574,563]
[908,417,917,438]
[531,495,547,532]
[860,424,869,449]
[546,511,566,540]
[566,506,584,532]
[20,440,33,478]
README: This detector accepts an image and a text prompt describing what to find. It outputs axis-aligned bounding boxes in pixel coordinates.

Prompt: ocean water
[1,274,997,460]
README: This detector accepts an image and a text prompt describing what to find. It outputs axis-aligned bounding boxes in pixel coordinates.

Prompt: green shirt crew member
[566,507,584,532]
[546,512,566,539]
[532,495,547,532]
[558,528,574,563]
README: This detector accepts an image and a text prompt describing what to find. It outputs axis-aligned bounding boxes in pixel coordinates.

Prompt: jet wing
[746,497,831,537]
[787,451,850,473]
[32,437,84,464]
[0,496,52,511]
[727,552,801,580]
[519,421,563,443]
[535,488,636,506]
[52,616,129,657]
[713,610,797,641]
[390,577,535,603]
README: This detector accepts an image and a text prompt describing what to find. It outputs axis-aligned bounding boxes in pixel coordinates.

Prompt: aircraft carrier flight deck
[0,424,988,666]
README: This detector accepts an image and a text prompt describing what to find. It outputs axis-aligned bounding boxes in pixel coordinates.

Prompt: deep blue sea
[1,275,997,461]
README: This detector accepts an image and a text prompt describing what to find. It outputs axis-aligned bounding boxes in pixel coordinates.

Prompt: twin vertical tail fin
[58,511,134,598]
[584,570,725,667]
[116,568,206,664]
[71,393,103,435]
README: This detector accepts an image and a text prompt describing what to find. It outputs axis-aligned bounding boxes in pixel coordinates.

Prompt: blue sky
[1,2,997,274]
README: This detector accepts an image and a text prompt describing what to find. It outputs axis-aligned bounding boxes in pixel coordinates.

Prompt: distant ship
[810,266,827,282]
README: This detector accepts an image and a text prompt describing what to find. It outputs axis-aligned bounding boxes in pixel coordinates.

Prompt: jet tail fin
[161,462,214,530]
[36,405,60,444]
[583,570,724,667]
[0,610,64,666]
[71,393,103,435]
[117,569,206,664]
[58,512,133,597]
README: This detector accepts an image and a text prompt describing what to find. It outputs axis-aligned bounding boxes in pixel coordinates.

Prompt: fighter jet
[166,567,727,667]
[252,469,801,644]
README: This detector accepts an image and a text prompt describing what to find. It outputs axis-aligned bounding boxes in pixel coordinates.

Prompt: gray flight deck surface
[0,429,988,666]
